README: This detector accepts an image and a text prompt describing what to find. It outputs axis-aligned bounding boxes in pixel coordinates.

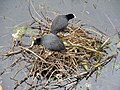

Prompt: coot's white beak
[73,14,76,18]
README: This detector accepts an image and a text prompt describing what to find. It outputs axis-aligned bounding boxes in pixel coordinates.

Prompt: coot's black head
[33,37,41,45]
[65,14,76,21]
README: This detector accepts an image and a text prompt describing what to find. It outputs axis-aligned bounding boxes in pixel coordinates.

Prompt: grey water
[0,0,120,90]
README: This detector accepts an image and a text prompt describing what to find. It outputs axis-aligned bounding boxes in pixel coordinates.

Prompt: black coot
[51,14,76,34]
[33,33,66,52]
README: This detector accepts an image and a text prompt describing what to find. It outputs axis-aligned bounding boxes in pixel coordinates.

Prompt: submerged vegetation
[0,0,119,90]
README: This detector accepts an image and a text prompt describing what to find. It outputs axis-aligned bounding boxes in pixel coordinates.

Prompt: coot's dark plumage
[33,33,66,52]
[51,14,76,34]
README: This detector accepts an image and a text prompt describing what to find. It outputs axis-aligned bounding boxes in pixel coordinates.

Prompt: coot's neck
[51,30,58,35]
[65,15,70,21]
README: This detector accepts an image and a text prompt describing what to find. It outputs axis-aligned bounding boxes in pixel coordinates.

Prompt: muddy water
[0,0,120,90]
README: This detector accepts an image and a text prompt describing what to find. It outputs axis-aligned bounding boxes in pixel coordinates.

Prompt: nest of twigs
[1,21,116,90]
